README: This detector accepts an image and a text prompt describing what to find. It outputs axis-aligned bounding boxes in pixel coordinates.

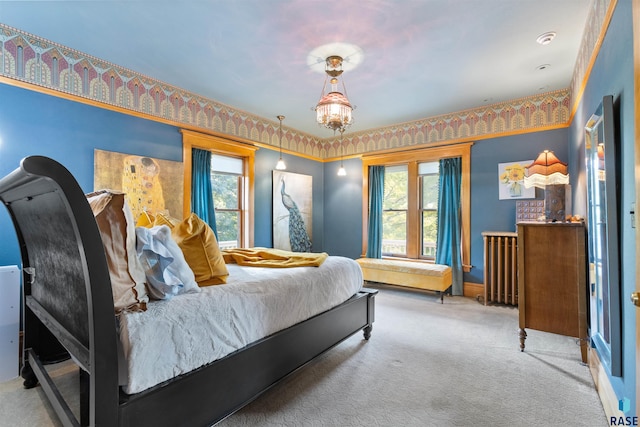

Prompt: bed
[0,155,377,427]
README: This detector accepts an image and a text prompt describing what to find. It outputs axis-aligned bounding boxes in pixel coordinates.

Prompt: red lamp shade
[524,150,569,189]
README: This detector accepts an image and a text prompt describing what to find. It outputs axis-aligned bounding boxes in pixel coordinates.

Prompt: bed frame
[0,155,377,427]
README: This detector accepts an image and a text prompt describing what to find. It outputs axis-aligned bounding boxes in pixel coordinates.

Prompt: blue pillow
[135,225,200,299]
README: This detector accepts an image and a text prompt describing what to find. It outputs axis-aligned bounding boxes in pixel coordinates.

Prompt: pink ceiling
[0,0,592,138]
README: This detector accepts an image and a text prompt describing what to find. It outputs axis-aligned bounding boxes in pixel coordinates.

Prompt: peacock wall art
[272,171,312,252]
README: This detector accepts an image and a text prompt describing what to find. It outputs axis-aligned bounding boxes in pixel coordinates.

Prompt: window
[419,162,439,258]
[381,162,439,259]
[211,154,243,249]
[181,130,257,248]
[382,165,408,256]
[361,143,472,270]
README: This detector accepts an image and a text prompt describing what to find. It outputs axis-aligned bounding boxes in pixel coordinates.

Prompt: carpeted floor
[0,285,608,426]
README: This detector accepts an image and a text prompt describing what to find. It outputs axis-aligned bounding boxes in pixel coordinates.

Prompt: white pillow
[135,225,200,299]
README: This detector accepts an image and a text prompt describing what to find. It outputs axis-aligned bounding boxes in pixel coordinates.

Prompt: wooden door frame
[634,0,640,416]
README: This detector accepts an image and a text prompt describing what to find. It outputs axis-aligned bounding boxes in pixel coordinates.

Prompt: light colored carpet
[0,285,608,426]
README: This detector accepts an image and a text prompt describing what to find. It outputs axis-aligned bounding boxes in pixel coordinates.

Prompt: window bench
[356,258,452,303]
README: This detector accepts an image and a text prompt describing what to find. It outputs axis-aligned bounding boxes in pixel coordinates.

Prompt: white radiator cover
[0,265,20,382]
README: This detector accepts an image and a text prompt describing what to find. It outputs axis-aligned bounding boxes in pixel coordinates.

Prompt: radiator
[482,232,518,306]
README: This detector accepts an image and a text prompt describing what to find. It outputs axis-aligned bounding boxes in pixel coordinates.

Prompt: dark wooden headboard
[0,156,120,424]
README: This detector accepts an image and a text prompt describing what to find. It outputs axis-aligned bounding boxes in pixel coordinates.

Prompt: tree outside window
[211,154,243,249]
[420,162,439,259]
[382,165,408,256]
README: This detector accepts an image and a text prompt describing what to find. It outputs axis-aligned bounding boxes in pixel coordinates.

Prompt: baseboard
[463,281,483,299]
[589,346,623,421]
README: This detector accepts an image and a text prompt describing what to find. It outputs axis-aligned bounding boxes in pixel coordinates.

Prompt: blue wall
[321,129,568,285]
[568,0,636,415]
[1,79,565,283]
[0,83,327,266]
[254,148,325,251]
[468,129,568,284]
[323,157,363,258]
[0,84,182,267]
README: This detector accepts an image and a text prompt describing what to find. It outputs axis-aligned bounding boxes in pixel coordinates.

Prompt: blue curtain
[366,165,385,258]
[191,148,218,238]
[436,157,462,295]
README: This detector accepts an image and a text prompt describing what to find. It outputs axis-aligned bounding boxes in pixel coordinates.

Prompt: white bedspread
[118,255,363,394]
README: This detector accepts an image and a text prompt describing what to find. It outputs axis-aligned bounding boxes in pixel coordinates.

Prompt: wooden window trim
[361,143,473,272]
[181,129,258,247]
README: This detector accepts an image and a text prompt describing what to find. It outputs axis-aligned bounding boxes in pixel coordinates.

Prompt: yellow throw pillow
[136,211,155,228]
[155,213,228,286]
[137,212,181,228]
[152,212,179,228]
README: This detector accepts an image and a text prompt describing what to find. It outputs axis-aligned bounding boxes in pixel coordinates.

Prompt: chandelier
[315,55,353,132]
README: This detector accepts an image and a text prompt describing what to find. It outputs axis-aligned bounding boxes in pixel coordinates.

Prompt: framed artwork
[94,149,184,220]
[272,170,312,252]
[498,161,535,200]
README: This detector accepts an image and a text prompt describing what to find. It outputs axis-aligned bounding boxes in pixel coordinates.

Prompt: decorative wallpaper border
[0,11,606,160]
[569,0,614,116]
[0,24,320,155]
[325,90,570,158]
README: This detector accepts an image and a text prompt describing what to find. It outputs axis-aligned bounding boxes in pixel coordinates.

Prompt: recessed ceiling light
[536,31,556,45]
[536,64,551,71]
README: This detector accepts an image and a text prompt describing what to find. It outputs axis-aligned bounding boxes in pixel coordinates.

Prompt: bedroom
[0,0,637,424]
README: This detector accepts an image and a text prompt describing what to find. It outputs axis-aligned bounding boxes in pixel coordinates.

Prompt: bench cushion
[356,258,452,292]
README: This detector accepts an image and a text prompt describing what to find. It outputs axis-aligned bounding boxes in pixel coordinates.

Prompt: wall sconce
[524,150,569,222]
[275,115,286,170]
[337,128,346,176]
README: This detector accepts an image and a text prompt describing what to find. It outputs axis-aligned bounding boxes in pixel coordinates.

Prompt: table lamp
[524,150,569,222]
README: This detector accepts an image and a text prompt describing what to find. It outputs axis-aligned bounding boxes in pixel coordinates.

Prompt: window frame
[361,143,472,271]
[210,168,243,249]
[181,129,258,248]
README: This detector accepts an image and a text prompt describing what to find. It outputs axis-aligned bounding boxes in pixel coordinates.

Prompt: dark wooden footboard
[0,156,376,427]
[0,155,121,426]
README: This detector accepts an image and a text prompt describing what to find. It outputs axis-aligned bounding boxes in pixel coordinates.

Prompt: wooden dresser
[516,222,588,363]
